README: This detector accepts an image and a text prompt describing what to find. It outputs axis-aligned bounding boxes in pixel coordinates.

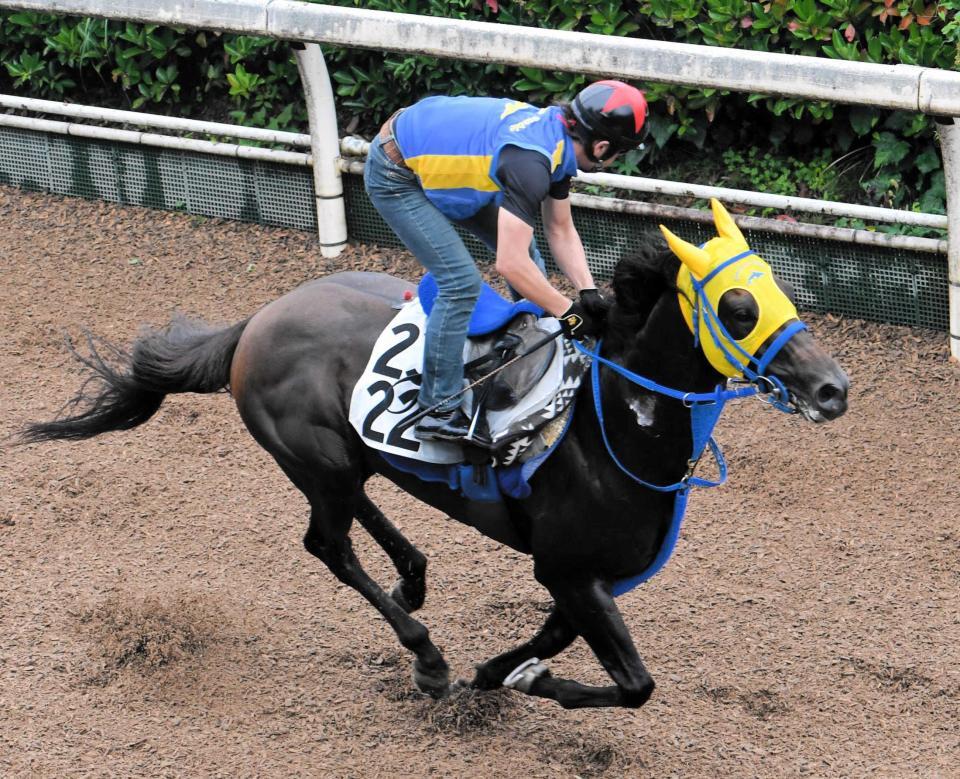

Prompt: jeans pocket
[384,165,416,184]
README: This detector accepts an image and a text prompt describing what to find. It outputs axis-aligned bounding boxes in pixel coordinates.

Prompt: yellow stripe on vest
[500,101,531,119]
[405,154,499,192]
[551,140,565,172]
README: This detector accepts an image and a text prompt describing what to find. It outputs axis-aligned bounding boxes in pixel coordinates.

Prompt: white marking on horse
[628,396,656,427]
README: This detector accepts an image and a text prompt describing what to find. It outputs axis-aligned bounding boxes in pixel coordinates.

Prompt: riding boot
[414,408,492,448]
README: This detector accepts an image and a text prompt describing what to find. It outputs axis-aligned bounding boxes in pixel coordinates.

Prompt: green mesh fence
[0,126,948,330]
[0,126,317,230]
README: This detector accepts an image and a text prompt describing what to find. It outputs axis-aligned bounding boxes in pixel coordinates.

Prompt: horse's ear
[659,224,711,279]
[710,198,748,250]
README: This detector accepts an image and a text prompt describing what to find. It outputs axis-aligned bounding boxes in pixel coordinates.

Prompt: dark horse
[22,205,848,709]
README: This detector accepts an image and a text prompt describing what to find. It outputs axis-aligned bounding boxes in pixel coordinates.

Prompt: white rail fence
[0,94,948,250]
[0,0,957,357]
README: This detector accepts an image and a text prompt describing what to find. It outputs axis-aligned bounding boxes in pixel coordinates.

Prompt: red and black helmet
[570,80,648,158]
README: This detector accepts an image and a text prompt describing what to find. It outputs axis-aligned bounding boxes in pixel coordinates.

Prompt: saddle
[463,314,557,410]
[417,274,558,412]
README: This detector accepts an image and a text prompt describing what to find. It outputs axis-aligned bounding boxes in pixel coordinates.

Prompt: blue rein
[574,342,749,492]
[573,313,802,494]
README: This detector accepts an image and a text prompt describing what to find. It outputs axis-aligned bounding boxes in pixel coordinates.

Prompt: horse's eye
[718,289,759,339]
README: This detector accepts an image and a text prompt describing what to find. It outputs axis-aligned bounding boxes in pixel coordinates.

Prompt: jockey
[364,80,648,444]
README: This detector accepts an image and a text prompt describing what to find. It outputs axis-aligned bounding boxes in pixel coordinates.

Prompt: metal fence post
[938,117,960,363]
[294,42,348,257]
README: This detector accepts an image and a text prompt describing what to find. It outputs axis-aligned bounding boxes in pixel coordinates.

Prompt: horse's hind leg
[303,491,450,697]
[470,606,577,690]
[355,491,427,614]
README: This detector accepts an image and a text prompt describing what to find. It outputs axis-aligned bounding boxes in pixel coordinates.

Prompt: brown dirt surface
[2,185,958,778]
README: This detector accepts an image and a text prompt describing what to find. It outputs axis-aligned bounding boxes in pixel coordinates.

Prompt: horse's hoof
[468,664,501,691]
[412,658,450,698]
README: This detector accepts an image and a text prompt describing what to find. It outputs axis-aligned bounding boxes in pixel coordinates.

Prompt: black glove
[579,288,612,325]
[559,300,602,341]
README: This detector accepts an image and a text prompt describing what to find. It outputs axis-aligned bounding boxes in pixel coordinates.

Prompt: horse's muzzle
[789,366,849,423]
[767,330,850,423]
[814,374,849,421]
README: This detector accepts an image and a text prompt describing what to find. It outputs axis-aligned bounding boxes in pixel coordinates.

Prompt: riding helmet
[570,80,648,156]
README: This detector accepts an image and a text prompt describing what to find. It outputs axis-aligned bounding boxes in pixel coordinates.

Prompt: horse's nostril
[817,382,847,412]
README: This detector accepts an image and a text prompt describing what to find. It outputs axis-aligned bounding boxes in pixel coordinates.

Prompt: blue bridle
[685,250,807,413]
[573,250,804,492]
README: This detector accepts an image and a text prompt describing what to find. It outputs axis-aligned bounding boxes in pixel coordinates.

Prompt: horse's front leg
[470,606,577,690]
[508,576,655,709]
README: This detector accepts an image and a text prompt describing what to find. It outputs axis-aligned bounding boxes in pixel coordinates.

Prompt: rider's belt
[378,110,409,171]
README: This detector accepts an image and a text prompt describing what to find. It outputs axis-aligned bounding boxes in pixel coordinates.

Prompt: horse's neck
[609,293,718,397]
[569,297,720,488]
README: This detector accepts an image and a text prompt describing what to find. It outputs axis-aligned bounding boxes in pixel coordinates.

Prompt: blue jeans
[364,135,546,412]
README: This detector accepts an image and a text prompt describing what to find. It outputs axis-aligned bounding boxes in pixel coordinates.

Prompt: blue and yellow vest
[393,96,579,221]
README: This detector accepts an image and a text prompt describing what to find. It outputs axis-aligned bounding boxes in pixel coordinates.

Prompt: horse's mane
[604,235,679,349]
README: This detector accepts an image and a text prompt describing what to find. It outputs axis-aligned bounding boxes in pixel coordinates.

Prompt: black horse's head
[606,199,848,423]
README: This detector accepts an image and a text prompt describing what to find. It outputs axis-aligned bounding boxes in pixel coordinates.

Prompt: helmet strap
[564,115,604,166]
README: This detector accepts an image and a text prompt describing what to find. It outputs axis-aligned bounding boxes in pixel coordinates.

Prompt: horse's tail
[20,314,250,443]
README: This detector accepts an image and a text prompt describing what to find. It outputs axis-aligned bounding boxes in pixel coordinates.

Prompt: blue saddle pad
[418,273,543,336]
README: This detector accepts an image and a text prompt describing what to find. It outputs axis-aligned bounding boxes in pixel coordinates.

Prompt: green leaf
[513,79,542,92]
[918,171,945,214]
[7,12,40,26]
[848,106,877,136]
[915,148,940,175]
[872,131,910,169]
[645,112,677,148]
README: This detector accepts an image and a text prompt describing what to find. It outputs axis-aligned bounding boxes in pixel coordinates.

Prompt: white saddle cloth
[349,298,588,465]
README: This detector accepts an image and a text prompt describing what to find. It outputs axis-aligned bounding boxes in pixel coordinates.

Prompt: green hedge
[1,1,957,229]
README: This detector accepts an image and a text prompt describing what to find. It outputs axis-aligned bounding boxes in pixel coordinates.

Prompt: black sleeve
[495,145,569,227]
[548,176,571,200]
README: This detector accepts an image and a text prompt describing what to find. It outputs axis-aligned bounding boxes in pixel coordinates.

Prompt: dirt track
[2,186,959,778]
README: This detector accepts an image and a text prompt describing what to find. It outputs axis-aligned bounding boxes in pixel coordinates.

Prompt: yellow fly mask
[659,199,806,385]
